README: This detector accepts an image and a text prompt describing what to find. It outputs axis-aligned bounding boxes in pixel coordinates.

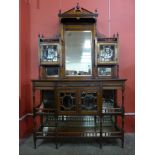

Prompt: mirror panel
[45,67,59,77]
[65,31,92,76]
[98,67,112,76]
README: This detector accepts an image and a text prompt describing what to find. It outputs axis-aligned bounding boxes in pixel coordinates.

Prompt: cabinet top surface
[31,78,127,82]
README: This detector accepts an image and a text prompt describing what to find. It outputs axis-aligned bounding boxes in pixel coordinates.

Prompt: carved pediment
[58,3,98,20]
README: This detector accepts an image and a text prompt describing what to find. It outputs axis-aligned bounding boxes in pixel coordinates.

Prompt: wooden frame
[61,24,96,79]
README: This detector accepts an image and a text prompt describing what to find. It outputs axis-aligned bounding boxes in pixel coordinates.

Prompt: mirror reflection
[65,31,92,76]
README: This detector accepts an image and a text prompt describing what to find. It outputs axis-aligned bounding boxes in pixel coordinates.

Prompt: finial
[59,9,61,14]
[117,32,119,38]
[76,2,80,10]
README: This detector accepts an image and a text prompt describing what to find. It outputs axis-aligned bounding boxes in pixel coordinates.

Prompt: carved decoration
[58,3,98,19]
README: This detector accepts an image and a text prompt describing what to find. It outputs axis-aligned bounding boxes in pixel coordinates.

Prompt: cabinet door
[57,90,77,115]
[79,89,99,114]
[57,88,100,115]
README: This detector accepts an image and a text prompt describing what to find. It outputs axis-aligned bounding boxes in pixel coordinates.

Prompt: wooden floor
[20,133,135,155]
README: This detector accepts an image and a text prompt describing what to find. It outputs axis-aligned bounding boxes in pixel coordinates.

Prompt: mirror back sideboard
[32,4,127,149]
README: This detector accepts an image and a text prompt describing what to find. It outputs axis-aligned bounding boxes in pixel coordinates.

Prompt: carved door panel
[57,89,77,115]
[78,88,99,115]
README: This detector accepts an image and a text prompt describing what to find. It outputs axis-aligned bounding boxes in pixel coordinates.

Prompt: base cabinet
[32,79,126,149]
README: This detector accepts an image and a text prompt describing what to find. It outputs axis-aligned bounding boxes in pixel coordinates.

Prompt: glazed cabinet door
[78,88,100,115]
[57,88,101,115]
[57,89,77,115]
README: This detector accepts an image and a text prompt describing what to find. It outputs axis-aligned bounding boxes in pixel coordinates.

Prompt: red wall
[20,0,33,138]
[20,0,135,138]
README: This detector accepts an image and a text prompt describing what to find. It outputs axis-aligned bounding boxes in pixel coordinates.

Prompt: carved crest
[58,3,98,19]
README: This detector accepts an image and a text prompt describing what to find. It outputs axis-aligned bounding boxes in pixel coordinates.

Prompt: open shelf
[102,106,123,115]
[35,115,122,139]
[36,125,122,138]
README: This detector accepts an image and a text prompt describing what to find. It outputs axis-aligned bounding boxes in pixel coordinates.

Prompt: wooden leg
[121,130,124,148]
[55,115,58,149]
[94,116,97,124]
[121,89,125,148]
[33,134,36,149]
[99,115,102,149]
[100,142,102,149]
[32,89,37,149]
[56,143,58,149]
[121,137,124,148]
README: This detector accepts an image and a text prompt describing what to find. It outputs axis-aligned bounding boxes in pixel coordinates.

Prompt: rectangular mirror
[98,67,112,76]
[65,31,92,76]
[45,67,59,77]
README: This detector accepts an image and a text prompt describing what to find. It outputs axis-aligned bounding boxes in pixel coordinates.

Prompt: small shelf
[102,107,123,115]
[97,62,118,66]
[40,62,60,66]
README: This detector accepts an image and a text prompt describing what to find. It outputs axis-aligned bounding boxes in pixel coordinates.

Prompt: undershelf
[34,106,123,116]
[35,116,122,139]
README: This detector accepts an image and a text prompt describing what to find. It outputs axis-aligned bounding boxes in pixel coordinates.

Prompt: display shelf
[102,106,123,115]
[35,126,121,137]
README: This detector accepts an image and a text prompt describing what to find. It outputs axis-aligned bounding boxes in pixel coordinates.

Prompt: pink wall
[20,0,135,138]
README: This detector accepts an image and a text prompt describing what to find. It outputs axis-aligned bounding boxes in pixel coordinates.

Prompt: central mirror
[65,31,92,76]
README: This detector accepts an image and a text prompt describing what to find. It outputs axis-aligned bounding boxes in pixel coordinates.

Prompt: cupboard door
[57,90,77,114]
[57,88,101,115]
[79,89,99,114]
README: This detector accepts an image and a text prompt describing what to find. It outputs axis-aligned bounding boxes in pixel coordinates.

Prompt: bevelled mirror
[65,31,92,76]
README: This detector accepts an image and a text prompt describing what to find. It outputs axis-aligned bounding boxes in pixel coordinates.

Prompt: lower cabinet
[32,80,125,149]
